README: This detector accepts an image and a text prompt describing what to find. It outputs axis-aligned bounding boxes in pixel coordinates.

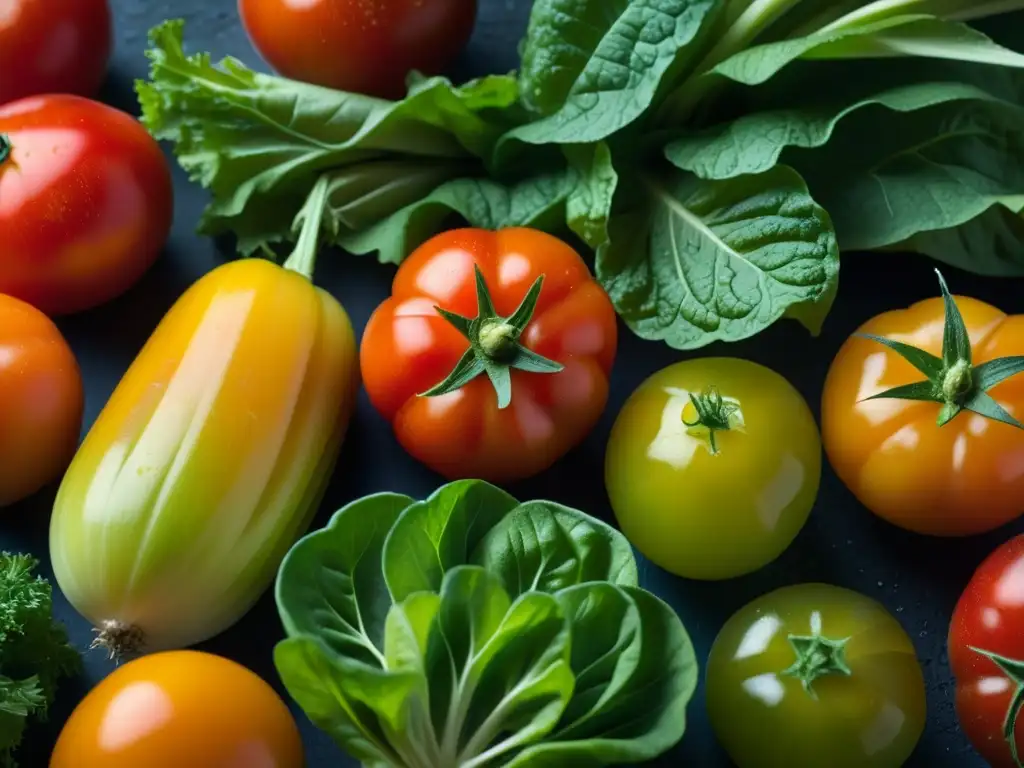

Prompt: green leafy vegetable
[274,481,693,767]
[0,553,80,768]
[141,3,1024,352]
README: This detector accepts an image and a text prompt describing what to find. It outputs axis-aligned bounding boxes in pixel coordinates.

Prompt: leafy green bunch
[139,0,1024,350]
[272,480,697,768]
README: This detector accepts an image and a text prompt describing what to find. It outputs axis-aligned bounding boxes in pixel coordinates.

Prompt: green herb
[273,480,694,767]
[0,553,80,767]
[139,3,1024,351]
[862,269,1024,427]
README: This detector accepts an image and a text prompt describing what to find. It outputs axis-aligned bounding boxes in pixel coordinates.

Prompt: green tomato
[707,584,927,768]
[604,358,821,580]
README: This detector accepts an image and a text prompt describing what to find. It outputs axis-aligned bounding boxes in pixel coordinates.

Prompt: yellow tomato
[605,358,821,580]
[50,650,304,767]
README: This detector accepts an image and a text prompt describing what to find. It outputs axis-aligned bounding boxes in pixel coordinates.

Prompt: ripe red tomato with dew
[360,227,618,484]
[0,0,113,106]
[238,0,478,99]
[950,535,1024,768]
[0,95,173,315]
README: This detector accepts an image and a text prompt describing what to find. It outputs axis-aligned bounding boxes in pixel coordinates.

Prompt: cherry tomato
[950,535,1024,768]
[360,227,617,483]
[0,95,173,315]
[0,0,112,106]
[50,650,304,767]
[0,293,82,506]
[821,288,1024,536]
[605,358,821,580]
[707,584,927,768]
[238,0,478,99]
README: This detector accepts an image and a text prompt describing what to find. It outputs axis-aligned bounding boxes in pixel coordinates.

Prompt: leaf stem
[282,174,331,280]
[682,386,742,455]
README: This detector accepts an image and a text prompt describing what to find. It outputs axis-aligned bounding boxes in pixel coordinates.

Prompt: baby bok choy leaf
[273,480,697,767]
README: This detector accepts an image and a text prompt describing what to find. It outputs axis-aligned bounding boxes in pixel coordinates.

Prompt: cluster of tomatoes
[5,1,1024,767]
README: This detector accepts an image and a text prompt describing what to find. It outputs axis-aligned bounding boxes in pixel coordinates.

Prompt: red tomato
[238,0,478,99]
[0,95,173,315]
[0,0,112,105]
[950,535,1024,768]
[0,293,83,506]
[50,650,304,767]
[360,227,617,483]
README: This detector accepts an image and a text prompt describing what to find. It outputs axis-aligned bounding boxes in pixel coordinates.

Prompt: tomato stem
[282,174,331,281]
[0,134,10,166]
[419,265,564,410]
[970,646,1024,768]
[781,629,852,699]
[859,269,1024,431]
[682,386,741,455]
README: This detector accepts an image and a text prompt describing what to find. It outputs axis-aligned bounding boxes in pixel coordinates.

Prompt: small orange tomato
[822,271,1024,536]
[0,294,83,506]
[360,227,618,483]
[50,650,304,768]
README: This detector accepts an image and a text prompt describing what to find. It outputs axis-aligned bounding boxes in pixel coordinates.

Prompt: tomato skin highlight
[950,535,1024,768]
[0,294,83,506]
[49,650,304,767]
[605,358,821,581]
[239,0,478,99]
[707,584,927,768]
[0,0,112,105]
[360,227,617,483]
[0,95,174,315]
[821,294,1024,536]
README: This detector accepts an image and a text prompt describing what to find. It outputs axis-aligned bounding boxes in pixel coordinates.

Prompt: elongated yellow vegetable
[50,208,358,655]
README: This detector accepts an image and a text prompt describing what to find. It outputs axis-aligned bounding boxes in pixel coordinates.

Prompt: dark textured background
[6,1,1021,765]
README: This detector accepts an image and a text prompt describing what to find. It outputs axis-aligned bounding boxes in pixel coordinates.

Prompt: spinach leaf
[382,480,519,603]
[504,0,720,147]
[508,584,697,767]
[471,501,638,595]
[276,493,414,666]
[667,80,1023,179]
[794,105,1024,250]
[564,143,620,249]
[596,165,840,350]
[902,201,1024,275]
[138,19,521,258]
[338,168,579,265]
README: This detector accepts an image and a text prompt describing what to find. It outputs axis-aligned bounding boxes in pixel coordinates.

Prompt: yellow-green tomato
[605,358,820,580]
[706,584,927,768]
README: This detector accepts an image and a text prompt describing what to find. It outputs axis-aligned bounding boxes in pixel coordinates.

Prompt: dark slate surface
[6,0,1018,765]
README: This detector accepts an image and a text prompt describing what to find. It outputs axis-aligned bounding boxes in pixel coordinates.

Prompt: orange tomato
[50,650,304,768]
[360,227,618,483]
[0,293,83,506]
[822,292,1024,536]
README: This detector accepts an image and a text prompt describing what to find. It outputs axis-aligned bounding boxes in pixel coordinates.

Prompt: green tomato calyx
[859,269,1024,431]
[682,386,743,455]
[420,264,564,410]
[970,646,1024,768]
[0,134,10,166]
[782,630,852,699]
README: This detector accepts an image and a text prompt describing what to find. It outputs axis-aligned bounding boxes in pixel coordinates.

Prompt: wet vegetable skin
[605,357,821,580]
[707,583,927,768]
[50,650,304,767]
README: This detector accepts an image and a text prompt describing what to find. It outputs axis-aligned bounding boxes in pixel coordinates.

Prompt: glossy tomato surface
[0,293,83,507]
[950,535,1024,768]
[239,0,477,99]
[605,358,821,580]
[0,0,112,105]
[0,95,173,315]
[707,584,927,768]
[822,294,1024,536]
[360,227,617,483]
[50,650,304,767]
